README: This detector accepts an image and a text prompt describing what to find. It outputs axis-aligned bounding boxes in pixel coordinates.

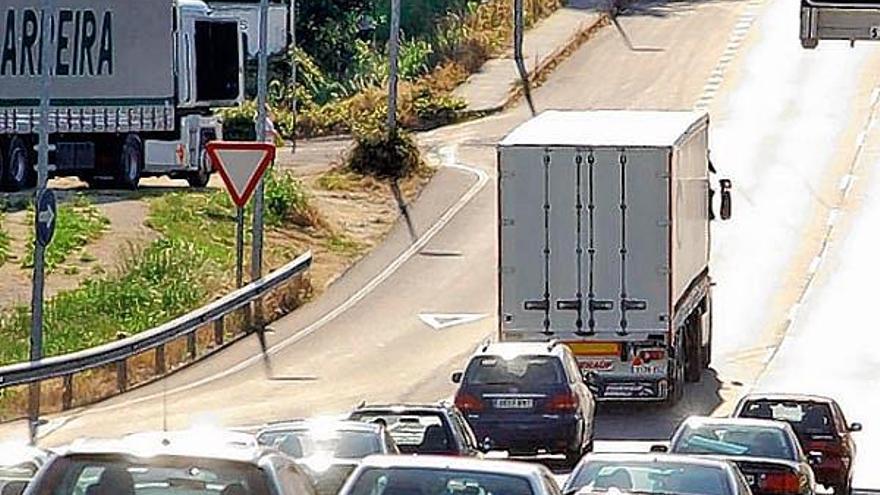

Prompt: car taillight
[455,393,483,413]
[632,348,665,365]
[759,472,800,493]
[545,392,578,412]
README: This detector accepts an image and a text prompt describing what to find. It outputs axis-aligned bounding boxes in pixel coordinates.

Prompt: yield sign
[206,141,276,207]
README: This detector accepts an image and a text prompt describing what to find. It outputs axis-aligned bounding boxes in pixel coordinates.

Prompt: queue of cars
[1,344,862,495]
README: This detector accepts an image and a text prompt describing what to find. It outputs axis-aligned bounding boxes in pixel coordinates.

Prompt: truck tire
[685,316,703,383]
[702,298,713,369]
[4,137,33,192]
[186,149,212,188]
[117,134,142,190]
[664,344,685,407]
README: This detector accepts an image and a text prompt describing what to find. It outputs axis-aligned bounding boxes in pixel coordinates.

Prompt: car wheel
[117,134,142,190]
[664,349,685,407]
[685,315,703,383]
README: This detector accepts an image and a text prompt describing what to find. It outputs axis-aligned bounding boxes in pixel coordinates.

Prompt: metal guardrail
[0,251,312,410]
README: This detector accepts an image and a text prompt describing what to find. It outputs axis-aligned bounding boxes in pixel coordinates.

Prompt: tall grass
[0,238,214,365]
[22,195,110,272]
[0,214,9,267]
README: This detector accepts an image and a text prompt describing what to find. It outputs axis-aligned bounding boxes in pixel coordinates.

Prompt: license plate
[494,398,533,409]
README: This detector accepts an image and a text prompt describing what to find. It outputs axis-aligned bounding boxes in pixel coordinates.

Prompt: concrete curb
[459,12,609,118]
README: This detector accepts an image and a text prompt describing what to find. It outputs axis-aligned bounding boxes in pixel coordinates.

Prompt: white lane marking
[419,313,488,330]
[694,0,763,110]
[44,146,491,424]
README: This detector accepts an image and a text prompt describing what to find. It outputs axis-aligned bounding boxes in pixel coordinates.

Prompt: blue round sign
[35,189,57,247]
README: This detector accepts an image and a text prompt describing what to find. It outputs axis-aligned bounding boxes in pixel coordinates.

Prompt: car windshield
[739,401,836,440]
[566,460,732,495]
[672,424,794,460]
[258,428,381,459]
[28,455,271,495]
[464,355,564,386]
[347,467,534,495]
[349,412,453,455]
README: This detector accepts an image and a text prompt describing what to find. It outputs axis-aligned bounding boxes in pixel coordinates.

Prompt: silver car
[563,453,752,495]
[338,454,562,495]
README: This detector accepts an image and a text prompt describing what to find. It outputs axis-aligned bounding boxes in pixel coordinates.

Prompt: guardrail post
[116,358,127,393]
[187,332,197,360]
[62,374,73,410]
[155,344,166,375]
[214,318,224,346]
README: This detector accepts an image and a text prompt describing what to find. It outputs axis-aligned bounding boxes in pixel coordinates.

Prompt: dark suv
[348,402,482,457]
[451,341,596,467]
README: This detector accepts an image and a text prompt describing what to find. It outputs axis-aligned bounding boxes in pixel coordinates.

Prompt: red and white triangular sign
[206,141,276,207]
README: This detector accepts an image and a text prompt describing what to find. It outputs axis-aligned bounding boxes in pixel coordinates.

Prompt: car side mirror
[808,451,824,466]
[650,444,669,453]
[720,179,732,220]
[849,422,863,432]
[451,371,463,384]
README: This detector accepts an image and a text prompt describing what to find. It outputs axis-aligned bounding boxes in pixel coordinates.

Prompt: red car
[732,394,862,495]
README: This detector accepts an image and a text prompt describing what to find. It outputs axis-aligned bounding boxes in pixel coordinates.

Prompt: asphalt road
[4,0,880,487]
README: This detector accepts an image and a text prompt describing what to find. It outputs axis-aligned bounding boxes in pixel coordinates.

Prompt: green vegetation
[0,214,9,267]
[222,0,561,140]
[22,196,110,272]
[0,238,213,365]
[0,169,317,366]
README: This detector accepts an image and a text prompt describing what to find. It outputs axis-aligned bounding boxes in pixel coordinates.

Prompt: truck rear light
[759,472,800,493]
[455,393,484,413]
[545,392,578,412]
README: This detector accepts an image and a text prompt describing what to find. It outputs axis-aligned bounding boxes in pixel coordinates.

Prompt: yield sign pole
[205,142,276,288]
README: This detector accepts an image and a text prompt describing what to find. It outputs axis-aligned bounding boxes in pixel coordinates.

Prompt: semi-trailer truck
[497,110,732,405]
[0,0,244,191]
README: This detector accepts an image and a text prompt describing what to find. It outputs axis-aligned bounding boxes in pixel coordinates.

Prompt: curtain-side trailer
[0,0,243,191]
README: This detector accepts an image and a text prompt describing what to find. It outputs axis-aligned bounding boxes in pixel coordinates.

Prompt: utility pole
[29,0,53,446]
[513,0,536,115]
[289,0,297,154]
[253,0,270,286]
[387,0,401,136]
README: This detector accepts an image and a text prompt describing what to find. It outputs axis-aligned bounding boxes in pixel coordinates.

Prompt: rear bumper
[468,415,580,453]
[800,3,880,46]
[586,374,668,401]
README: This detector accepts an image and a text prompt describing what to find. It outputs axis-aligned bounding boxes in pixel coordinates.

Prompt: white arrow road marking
[419,313,488,330]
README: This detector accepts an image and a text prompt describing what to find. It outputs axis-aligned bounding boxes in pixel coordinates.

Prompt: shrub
[347,127,424,179]
[264,168,321,228]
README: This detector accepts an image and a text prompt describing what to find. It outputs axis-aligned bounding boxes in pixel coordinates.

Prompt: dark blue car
[452,341,596,467]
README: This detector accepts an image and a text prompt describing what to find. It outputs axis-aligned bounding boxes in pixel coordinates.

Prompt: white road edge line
[44,150,490,424]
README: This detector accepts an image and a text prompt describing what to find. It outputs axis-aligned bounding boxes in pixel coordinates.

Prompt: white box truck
[0,0,244,191]
[497,110,731,405]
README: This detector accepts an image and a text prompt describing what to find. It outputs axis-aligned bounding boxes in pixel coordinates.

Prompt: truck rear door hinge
[501,218,515,227]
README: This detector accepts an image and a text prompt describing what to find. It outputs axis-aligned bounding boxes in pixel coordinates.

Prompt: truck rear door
[499,146,670,337]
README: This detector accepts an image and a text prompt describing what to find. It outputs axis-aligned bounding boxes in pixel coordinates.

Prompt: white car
[0,445,49,495]
[338,454,562,495]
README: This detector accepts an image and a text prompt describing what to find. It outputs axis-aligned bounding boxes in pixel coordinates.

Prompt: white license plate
[494,398,533,409]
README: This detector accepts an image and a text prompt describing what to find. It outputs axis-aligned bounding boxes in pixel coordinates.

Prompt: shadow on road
[567,0,729,18]
[594,369,723,440]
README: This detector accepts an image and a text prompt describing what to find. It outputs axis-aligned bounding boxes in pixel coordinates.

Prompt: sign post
[205,141,276,288]
[29,0,54,446]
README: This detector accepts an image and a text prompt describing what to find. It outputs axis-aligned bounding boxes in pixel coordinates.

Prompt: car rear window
[29,455,271,495]
[348,412,454,455]
[464,355,564,386]
[673,424,795,460]
[258,429,382,459]
[739,401,836,439]
[347,467,534,495]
